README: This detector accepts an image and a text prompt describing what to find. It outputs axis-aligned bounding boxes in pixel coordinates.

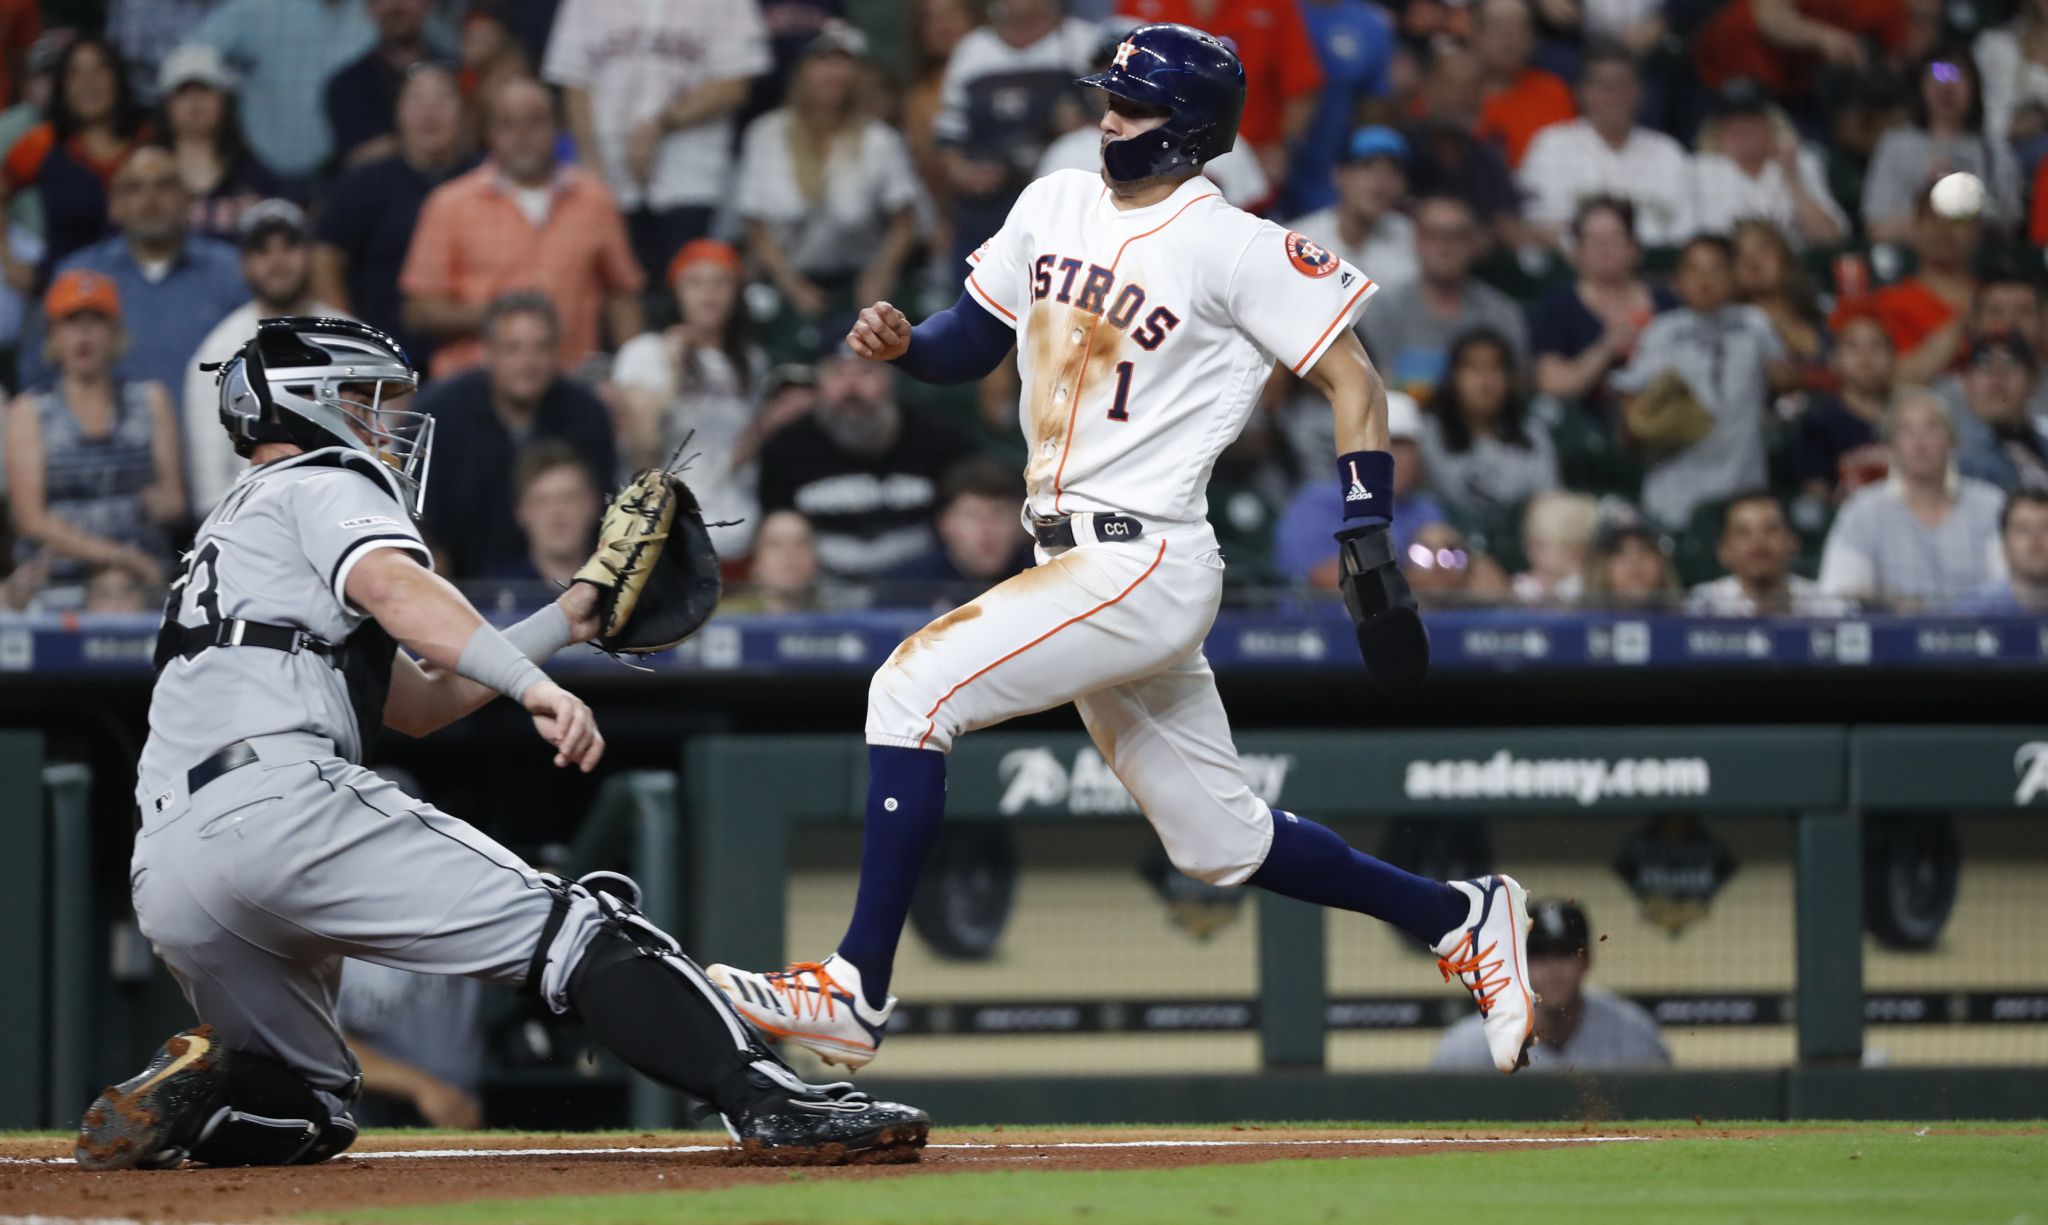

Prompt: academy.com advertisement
[1402,750,1712,807]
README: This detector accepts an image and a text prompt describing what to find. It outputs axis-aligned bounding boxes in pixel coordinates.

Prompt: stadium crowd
[0,0,2046,618]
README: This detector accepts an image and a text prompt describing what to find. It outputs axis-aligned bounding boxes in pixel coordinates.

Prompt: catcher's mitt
[573,463,722,654]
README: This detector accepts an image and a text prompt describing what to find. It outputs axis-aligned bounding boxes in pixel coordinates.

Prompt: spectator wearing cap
[1581,511,1679,608]
[610,239,768,557]
[4,269,183,610]
[152,43,282,245]
[545,0,771,282]
[1953,331,2048,494]
[0,36,152,292]
[757,330,977,581]
[1688,490,1836,615]
[889,455,1033,599]
[400,75,643,378]
[1286,126,1416,300]
[182,199,341,514]
[1432,899,1669,1072]
[735,28,920,322]
[1419,326,1557,521]
[1520,43,1697,249]
[24,146,245,396]
[931,0,1099,268]
[416,292,618,579]
[1114,0,1323,186]
[1472,0,1574,171]
[1280,0,1394,218]
[1611,235,1791,529]
[1937,274,2048,425]
[1694,78,1847,246]
[1361,195,1528,404]
[1960,491,2048,613]
[1272,389,1445,588]
[313,63,476,369]
[189,0,382,189]
[1832,190,1980,388]
[1399,49,1523,248]
[1037,29,1271,210]
[1863,51,2022,243]
[1819,391,2008,609]
[107,1,218,104]
[1529,196,1674,415]
[1795,312,1896,503]
[327,0,456,172]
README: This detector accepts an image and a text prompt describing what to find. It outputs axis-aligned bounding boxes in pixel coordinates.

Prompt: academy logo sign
[1403,750,1711,807]
[997,747,1295,815]
[2014,742,2048,805]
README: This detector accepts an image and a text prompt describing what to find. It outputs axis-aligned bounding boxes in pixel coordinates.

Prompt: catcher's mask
[213,317,432,516]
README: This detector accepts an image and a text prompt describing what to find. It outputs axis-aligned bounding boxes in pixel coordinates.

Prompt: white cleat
[1431,875,1537,1073]
[706,954,896,1071]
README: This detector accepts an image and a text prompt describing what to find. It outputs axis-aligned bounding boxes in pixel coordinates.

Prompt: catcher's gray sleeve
[292,470,432,612]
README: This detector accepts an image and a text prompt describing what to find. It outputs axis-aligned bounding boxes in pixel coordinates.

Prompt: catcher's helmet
[1077,23,1245,184]
[214,317,432,515]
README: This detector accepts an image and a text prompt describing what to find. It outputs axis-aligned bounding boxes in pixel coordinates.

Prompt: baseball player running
[710,25,1536,1076]
[79,318,927,1170]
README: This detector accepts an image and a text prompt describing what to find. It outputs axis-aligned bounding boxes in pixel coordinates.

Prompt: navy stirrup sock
[1247,810,1470,945]
[835,745,948,1008]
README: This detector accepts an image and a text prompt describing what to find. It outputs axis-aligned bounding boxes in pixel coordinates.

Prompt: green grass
[325,1128,2047,1225]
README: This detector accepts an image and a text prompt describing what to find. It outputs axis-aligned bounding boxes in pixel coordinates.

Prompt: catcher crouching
[80,317,924,1170]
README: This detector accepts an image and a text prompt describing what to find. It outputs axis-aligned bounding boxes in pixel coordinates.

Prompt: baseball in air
[1929,171,1985,219]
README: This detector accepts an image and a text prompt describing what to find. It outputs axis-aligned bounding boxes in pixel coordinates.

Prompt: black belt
[1032,513,1146,550]
[187,740,258,797]
[171,619,337,663]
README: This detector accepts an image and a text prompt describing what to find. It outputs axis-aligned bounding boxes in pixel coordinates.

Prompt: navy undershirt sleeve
[887,290,1016,385]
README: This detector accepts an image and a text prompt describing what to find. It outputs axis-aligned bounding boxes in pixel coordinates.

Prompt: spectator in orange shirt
[1472,0,1573,169]
[1830,190,1979,386]
[1693,0,1912,103]
[1115,0,1323,183]
[399,75,644,378]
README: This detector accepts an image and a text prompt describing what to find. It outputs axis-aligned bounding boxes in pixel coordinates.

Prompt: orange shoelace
[766,961,848,1021]
[1437,935,1509,1015]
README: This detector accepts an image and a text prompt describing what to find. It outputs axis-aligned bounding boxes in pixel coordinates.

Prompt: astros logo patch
[1285,232,1338,279]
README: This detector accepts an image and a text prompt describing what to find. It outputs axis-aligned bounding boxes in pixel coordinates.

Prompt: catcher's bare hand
[522,679,605,772]
[557,582,603,645]
[847,302,912,361]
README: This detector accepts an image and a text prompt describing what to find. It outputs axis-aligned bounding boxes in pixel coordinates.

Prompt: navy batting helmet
[1078,23,1245,184]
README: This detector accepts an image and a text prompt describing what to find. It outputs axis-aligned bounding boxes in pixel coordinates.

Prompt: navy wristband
[1337,450,1395,523]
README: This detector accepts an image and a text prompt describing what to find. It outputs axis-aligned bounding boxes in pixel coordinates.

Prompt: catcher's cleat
[1431,875,1537,1074]
[727,1063,928,1165]
[76,1027,229,1170]
[707,954,895,1071]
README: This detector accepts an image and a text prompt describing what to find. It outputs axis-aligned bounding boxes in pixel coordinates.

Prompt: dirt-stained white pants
[866,520,1275,884]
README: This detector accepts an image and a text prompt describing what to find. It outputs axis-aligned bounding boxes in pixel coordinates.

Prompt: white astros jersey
[965,168,1377,523]
[136,448,431,815]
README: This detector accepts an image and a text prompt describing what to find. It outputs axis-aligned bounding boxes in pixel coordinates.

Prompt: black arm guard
[1335,524,1429,693]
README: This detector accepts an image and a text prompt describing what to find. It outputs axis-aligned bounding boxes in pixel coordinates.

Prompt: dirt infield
[0,1127,1711,1222]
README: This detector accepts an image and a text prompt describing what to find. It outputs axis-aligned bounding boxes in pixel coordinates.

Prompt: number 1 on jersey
[1107,360,1134,422]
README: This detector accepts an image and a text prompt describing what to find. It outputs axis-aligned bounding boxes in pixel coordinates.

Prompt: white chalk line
[0,1134,1656,1167]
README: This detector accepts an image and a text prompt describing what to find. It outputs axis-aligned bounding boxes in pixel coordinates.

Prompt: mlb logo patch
[1284,232,1338,279]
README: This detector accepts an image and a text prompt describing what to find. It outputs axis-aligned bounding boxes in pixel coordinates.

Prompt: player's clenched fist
[847,302,912,361]
[522,679,606,772]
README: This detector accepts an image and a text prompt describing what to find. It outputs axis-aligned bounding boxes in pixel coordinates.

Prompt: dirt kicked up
[0,1126,1707,1222]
